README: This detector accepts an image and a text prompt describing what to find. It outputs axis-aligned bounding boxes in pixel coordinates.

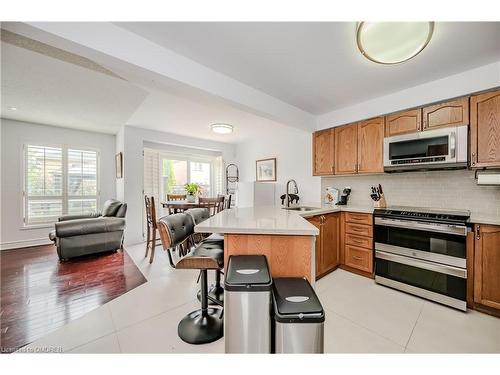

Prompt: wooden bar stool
[198,196,225,216]
[158,213,223,344]
[186,208,224,304]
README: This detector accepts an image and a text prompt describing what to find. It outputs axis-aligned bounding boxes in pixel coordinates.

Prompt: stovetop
[374,206,470,224]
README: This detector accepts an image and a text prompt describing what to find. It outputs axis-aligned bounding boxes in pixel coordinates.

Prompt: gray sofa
[49,199,127,261]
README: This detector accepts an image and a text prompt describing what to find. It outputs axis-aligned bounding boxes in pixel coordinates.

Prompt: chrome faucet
[285,179,299,207]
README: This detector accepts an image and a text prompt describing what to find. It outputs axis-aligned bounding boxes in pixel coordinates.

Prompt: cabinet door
[313,129,335,175]
[307,216,322,278]
[470,89,500,168]
[385,109,422,137]
[358,117,384,174]
[334,123,358,174]
[320,213,340,274]
[474,224,500,310]
[422,97,469,131]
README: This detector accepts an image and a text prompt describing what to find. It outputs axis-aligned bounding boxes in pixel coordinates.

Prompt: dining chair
[218,194,232,209]
[144,195,161,263]
[166,194,187,214]
[199,196,225,216]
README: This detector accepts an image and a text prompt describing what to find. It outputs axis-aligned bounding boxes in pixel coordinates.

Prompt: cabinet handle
[471,153,476,166]
[331,165,335,172]
[476,225,481,240]
[353,256,363,261]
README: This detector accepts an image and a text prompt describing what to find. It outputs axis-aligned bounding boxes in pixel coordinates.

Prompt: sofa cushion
[102,199,122,217]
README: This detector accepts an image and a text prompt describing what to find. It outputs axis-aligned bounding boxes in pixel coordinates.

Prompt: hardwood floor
[1,245,146,353]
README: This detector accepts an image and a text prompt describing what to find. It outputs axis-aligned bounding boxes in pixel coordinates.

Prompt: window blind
[24,145,99,224]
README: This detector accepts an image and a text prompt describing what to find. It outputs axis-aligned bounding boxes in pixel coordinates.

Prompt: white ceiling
[0,41,148,134]
[117,22,500,114]
[0,34,291,142]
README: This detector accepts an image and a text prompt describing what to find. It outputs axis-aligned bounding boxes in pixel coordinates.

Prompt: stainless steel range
[373,206,472,311]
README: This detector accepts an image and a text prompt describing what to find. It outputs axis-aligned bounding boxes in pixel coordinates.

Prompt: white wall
[118,125,237,245]
[235,125,321,207]
[0,118,116,250]
[316,61,500,129]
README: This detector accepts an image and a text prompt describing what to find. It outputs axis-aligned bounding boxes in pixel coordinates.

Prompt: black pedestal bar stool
[185,208,224,304]
[158,213,224,344]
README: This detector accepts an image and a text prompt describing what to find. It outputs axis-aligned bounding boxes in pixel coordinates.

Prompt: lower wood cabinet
[344,245,372,273]
[473,224,500,313]
[307,213,340,280]
[340,211,374,277]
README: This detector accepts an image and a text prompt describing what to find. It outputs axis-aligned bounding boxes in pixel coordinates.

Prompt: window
[24,145,99,225]
[162,158,212,197]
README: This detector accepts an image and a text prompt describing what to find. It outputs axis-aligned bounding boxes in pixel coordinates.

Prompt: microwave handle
[450,132,456,159]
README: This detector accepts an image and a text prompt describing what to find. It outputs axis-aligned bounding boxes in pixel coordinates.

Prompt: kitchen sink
[283,206,320,212]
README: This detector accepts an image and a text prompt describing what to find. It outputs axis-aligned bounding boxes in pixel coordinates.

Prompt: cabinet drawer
[345,222,373,237]
[345,212,372,225]
[345,245,373,273]
[345,233,373,249]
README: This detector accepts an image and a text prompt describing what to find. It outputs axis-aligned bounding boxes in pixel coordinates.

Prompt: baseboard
[0,238,52,251]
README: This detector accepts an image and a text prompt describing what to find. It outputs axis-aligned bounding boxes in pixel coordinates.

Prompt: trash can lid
[225,255,272,292]
[273,278,325,323]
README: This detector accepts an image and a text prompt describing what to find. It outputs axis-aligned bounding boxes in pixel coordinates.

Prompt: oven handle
[450,131,456,159]
[374,217,467,236]
[375,250,467,278]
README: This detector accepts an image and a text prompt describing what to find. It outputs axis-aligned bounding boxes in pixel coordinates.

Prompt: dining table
[161,199,212,213]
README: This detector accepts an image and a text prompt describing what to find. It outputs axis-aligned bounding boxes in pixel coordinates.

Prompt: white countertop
[194,203,376,236]
[194,206,319,236]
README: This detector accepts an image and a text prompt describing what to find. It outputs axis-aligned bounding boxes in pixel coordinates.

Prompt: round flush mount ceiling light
[356,22,434,65]
[211,123,233,134]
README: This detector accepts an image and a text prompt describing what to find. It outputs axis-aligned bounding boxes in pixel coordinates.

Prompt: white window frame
[22,143,100,227]
[158,151,216,199]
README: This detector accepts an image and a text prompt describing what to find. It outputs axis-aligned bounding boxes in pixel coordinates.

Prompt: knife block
[373,193,387,208]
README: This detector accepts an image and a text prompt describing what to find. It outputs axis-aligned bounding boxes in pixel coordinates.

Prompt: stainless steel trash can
[224,255,272,353]
[273,277,325,353]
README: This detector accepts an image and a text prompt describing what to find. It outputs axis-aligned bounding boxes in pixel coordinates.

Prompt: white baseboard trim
[0,238,52,251]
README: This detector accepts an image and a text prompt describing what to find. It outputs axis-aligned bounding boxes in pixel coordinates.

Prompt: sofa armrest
[58,213,101,222]
[55,217,125,238]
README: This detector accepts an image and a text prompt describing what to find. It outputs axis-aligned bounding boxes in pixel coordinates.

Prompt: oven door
[374,217,467,268]
[375,250,467,311]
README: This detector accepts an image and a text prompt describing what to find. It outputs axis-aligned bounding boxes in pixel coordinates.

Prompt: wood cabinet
[340,212,374,277]
[357,117,384,173]
[422,97,469,131]
[307,213,340,280]
[470,89,500,168]
[385,109,422,137]
[473,224,500,311]
[334,123,358,174]
[312,128,335,175]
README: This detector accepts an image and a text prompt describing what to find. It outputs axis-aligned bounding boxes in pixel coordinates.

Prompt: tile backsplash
[321,169,500,217]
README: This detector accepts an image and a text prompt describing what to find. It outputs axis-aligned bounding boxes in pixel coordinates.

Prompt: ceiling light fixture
[356,22,434,65]
[211,123,233,134]
[7,106,18,111]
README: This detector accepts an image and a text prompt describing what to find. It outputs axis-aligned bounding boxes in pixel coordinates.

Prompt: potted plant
[185,182,200,203]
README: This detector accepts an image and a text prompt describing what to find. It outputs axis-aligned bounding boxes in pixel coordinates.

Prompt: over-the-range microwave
[384,125,468,172]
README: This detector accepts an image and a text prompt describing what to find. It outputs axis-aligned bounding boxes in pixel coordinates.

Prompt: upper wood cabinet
[474,224,500,311]
[470,89,500,168]
[334,123,358,174]
[422,97,469,131]
[385,109,422,137]
[312,128,335,175]
[357,117,384,174]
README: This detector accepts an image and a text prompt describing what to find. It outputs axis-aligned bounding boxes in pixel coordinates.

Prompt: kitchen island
[194,206,320,282]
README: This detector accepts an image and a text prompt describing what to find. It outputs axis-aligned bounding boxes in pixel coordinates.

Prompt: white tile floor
[18,242,500,354]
